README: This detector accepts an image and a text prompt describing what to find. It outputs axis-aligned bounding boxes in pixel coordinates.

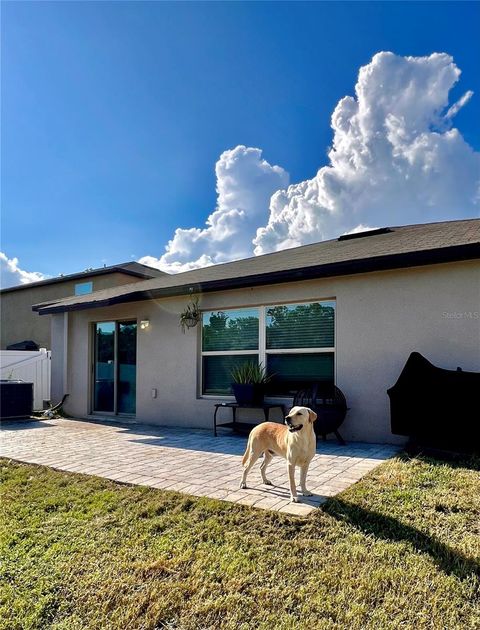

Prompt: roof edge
[36,242,480,315]
[1,262,163,294]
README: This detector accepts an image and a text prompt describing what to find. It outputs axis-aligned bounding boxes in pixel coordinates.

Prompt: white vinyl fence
[0,350,51,410]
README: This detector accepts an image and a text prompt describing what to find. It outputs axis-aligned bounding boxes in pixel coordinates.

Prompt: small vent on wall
[338,227,393,241]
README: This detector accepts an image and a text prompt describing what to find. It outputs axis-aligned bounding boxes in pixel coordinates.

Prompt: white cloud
[445,90,473,121]
[139,145,288,272]
[0,252,48,288]
[140,52,479,270]
[254,52,479,254]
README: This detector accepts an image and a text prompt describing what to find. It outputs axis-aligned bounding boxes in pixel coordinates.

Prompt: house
[0,262,165,350]
[35,219,480,443]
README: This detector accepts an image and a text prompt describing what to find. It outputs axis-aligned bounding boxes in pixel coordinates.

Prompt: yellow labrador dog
[240,406,317,503]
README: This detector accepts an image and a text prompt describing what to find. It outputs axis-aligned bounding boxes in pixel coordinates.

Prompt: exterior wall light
[140,319,150,330]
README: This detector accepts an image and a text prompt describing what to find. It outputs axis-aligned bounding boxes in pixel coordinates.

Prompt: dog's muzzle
[285,418,303,433]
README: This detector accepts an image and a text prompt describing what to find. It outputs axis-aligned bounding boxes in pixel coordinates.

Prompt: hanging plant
[179,295,200,333]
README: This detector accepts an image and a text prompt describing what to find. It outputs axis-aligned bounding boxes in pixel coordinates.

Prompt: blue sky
[1,1,479,283]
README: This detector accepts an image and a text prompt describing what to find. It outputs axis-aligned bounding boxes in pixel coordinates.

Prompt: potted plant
[179,296,200,333]
[230,362,273,406]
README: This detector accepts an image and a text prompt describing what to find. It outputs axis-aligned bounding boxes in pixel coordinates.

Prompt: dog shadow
[323,498,480,580]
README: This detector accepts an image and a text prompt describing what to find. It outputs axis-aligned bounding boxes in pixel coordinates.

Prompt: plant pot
[183,315,199,328]
[232,383,265,406]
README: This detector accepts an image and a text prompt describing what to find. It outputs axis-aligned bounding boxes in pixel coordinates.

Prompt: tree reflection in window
[202,308,259,351]
[266,302,335,349]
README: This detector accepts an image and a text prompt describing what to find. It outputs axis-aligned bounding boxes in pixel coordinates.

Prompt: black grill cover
[6,340,39,351]
[387,352,480,451]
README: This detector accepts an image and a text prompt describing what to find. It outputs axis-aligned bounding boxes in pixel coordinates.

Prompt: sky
[1,1,479,286]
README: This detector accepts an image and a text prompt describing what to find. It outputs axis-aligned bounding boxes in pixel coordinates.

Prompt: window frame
[200,299,335,398]
[200,307,260,397]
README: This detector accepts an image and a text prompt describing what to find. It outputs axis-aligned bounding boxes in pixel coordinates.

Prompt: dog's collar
[288,424,303,433]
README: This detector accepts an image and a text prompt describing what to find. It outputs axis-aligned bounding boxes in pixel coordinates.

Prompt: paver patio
[0,417,401,515]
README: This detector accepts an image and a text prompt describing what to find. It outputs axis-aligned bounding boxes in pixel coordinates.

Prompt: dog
[240,406,317,503]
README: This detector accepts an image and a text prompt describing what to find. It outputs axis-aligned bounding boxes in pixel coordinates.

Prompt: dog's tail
[241,433,252,466]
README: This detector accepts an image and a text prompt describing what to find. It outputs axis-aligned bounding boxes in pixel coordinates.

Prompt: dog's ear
[308,409,317,422]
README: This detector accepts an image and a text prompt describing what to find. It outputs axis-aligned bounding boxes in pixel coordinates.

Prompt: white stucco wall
[51,260,480,443]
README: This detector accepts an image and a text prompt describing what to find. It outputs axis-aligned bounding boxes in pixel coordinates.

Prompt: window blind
[266,353,334,395]
[266,302,335,349]
[202,308,259,351]
[203,355,259,395]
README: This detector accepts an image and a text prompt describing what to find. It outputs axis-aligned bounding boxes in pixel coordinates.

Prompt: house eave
[35,242,480,315]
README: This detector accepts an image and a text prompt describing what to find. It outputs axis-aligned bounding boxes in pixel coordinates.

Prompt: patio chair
[293,383,348,445]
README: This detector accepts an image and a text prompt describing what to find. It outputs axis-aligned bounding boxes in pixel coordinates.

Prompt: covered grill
[388,352,480,452]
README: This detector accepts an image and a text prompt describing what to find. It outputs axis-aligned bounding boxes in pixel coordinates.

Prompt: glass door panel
[117,321,137,414]
[94,322,115,412]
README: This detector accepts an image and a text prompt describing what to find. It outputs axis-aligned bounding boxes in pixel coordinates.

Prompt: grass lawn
[1,454,479,630]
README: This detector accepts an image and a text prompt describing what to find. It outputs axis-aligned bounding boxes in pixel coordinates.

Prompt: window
[201,301,335,396]
[201,308,259,395]
[265,302,335,395]
[75,281,93,296]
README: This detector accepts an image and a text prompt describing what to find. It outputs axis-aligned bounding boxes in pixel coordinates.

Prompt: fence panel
[0,350,51,410]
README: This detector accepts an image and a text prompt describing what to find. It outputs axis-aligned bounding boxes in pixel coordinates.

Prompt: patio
[0,417,400,515]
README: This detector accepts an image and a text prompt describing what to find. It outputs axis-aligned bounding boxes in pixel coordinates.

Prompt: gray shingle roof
[1,261,166,294]
[35,218,480,314]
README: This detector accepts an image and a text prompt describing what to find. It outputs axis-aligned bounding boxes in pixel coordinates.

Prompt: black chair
[293,383,348,445]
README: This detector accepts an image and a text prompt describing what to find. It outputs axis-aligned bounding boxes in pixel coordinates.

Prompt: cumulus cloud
[0,252,48,288]
[141,52,479,270]
[139,145,288,273]
[254,52,479,254]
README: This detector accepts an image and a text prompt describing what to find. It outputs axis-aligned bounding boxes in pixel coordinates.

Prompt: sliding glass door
[94,322,115,412]
[117,321,137,414]
[93,321,137,415]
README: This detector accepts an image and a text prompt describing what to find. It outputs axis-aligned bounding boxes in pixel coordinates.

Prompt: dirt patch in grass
[1,454,479,629]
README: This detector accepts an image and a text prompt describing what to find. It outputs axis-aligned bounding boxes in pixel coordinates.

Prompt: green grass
[1,454,479,630]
